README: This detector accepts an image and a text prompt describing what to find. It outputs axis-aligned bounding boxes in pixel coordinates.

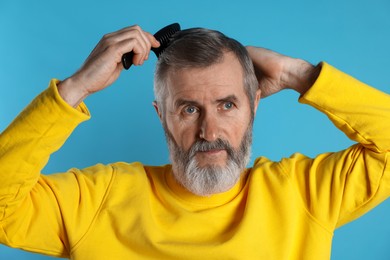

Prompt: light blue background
[1,0,390,259]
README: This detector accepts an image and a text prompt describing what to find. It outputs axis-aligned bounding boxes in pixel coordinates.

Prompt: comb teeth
[151,23,181,58]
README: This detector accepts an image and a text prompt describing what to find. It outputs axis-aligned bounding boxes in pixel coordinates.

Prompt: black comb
[122,23,181,70]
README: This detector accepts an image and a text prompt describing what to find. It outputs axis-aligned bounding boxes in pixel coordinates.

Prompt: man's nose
[199,111,219,142]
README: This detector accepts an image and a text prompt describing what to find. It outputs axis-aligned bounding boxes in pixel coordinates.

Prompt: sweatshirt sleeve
[285,62,390,229]
[0,80,112,257]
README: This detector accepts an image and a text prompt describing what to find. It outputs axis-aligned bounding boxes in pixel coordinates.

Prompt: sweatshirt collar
[165,166,249,209]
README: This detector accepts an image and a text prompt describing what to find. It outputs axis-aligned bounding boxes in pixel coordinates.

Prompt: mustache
[188,138,234,158]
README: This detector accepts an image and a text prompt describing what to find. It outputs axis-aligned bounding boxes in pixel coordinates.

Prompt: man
[0,25,389,259]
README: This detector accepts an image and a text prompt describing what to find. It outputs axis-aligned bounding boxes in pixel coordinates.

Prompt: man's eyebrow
[174,95,239,108]
[216,95,239,104]
[174,98,200,109]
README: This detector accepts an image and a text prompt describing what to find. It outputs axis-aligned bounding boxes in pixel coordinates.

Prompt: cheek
[165,117,198,151]
[223,112,252,147]
[227,120,248,147]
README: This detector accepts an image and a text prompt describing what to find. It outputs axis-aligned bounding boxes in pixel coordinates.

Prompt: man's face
[156,52,261,196]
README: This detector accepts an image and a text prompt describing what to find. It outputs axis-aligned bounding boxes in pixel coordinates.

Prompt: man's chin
[194,160,227,169]
[170,157,244,196]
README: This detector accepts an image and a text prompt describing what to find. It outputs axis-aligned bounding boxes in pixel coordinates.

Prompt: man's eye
[222,102,234,110]
[184,106,198,114]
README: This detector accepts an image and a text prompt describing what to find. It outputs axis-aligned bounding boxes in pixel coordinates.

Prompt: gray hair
[153,28,258,116]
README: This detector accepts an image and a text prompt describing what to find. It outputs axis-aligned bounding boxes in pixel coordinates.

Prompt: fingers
[128,30,153,65]
[99,25,160,66]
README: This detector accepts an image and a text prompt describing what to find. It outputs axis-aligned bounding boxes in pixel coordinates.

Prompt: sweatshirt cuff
[298,62,368,111]
[49,79,91,120]
[6,79,92,137]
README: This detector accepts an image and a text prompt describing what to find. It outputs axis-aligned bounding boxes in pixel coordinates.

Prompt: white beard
[164,122,253,196]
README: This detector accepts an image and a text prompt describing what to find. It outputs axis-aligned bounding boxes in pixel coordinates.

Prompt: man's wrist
[282,59,321,95]
[57,77,89,108]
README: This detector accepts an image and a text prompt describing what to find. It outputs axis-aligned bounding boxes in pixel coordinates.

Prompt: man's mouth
[198,149,225,154]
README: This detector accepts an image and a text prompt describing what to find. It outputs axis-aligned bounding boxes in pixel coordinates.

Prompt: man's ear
[253,89,261,116]
[153,101,163,121]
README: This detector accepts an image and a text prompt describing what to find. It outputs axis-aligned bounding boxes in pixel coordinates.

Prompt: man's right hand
[57,25,160,107]
[246,46,320,98]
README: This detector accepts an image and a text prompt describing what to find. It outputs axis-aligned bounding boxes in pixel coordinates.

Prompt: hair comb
[122,23,181,70]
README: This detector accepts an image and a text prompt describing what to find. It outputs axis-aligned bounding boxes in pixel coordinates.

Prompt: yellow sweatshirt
[0,63,389,259]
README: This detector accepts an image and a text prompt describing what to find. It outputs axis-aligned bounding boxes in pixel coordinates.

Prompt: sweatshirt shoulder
[251,153,313,178]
